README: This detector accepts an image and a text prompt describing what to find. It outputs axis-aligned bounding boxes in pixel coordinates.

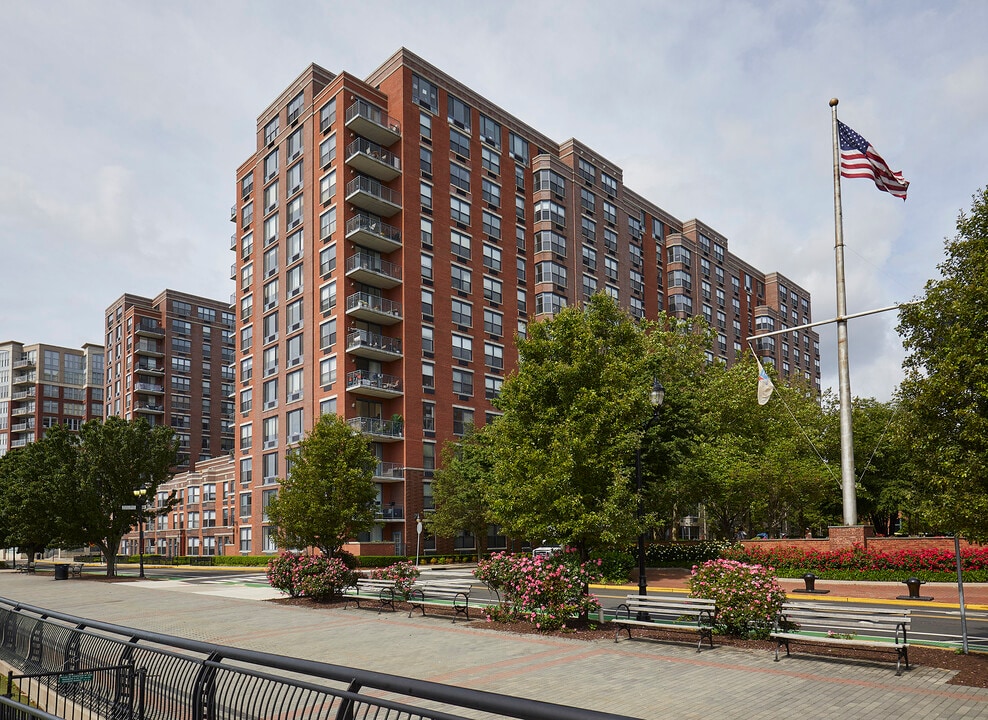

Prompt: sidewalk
[3,570,988,719]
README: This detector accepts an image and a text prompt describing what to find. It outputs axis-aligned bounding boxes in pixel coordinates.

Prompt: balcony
[345,99,401,147]
[135,382,164,395]
[375,504,405,521]
[11,404,35,417]
[136,319,165,337]
[373,462,404,482]
[345,292,402,325]
[345,252,402,289]
[347,416,403,442]
[12,372,36,386]
[346,329,402,361]
[11,388,36,400]
[135,341,163,357]
[345,175,401,217]
[345,213,401,253]
[11,438,29,449]
[11,422,33,433]
[13,357,35,369]
[230,204,237,222]
[346,370,402,399]
[136,361,164,375]
[136,402,165,414]
[345,138,401,182]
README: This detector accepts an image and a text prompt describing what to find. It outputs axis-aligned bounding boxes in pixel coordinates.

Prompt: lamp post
[133,488,148,579]
[636,378,665,599]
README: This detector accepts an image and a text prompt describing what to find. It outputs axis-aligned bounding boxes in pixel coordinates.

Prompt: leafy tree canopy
[265,414,378,557]
[897,186,988,541]
[430,426,494,551]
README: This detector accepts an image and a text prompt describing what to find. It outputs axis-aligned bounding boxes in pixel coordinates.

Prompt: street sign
[58,673,93,684]
[121,505,137,510]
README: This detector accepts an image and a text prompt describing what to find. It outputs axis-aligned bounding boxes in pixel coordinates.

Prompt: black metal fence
[0,597,639,720]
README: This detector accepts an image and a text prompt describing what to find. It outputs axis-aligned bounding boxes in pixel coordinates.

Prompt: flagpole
[831,97,857,526]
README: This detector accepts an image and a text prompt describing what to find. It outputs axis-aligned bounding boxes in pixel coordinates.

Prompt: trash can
[54,564,69,581]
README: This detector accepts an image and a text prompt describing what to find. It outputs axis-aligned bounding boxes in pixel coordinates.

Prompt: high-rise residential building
[103,291,237,472]
[0,340,105,457]
[231,48,820,557]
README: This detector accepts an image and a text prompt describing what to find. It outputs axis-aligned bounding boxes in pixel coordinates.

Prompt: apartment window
[452,368,473,396]
[582,273,598,300]
[264,149,278,182]
[419,111,431,139]
[287,129,303,164]
[421,288,434,317]
[517,288,527,314]
[630,269,644,294]
[319,133,336,166]
[535,261,567,287]
[484,308,503,337]
[419,146,432,175]
[263,182,278,212]
[320,207,336,240]
[286,229,303,265]
[603,228,618,254]
[320,170,336,203]
[535,292,566,315]
[481,210,501,239]
[508,132,529,163]
[604,256,619,282]
[480,114,501,148]
[421,217,433,246]
[534,169,566,196]
[450,162,470,192]
[580,187,596,213]
[602,201,617,224]
[422,361,435,390]
[240,356,253,382]
[421,252,433,281]
[669,295,693,314]
[582,244,597,271]
[481,178,500,207]
[262,311,278,343]
[286,299,303,332]
[451,333,472,362]
[485,375,503,400]
[451,298,472,327]
[420,182,432,210]
[534,200,565,226]
[263,346,278,377]
[240,388,252,414]
[450,197,471,225]
[535,230,566,256]
[262,417,278,449]
[240,458,252,485]
[450,128,471,158]
[601,172,618,196]
[481,146,500,174]
[483,277,503,304]
[452,407,474,437]
[264,117,278,144]
[482,243,502,272]
[422,325,434,354]
[412,74,438,113]
[320,318,337,350]
[448,94,472,130]
[667,269,691,290]
[287,92,304,123]
[422,401,436,432]
[286,408,303,442]
[484,342,504,370]
[629,242,643,267]
[240,423,252,450]
[262,279,278,310]
[578,158,595,182]
[714,244,725,263]
[450,264,472,293]
[320,356,337,386]
[263,215,279,247]
[262,378,277,411]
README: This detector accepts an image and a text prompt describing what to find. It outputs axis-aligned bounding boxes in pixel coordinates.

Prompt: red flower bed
[724,543,988,573]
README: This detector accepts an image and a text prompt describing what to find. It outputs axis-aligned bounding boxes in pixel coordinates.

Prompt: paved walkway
[3,570,988,719]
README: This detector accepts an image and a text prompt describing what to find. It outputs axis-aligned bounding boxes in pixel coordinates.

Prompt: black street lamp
[636,378,665,599]
[133,488,148,579]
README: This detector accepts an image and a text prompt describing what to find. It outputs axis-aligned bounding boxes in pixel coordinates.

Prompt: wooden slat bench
[342,578,397,613]
[771,602,911,675]
[613,595,717,651]
[407,580,473,622]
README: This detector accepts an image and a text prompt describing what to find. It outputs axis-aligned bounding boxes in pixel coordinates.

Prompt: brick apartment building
[224,48,820,557]
[0,341,105,457]
[103,291,237,472]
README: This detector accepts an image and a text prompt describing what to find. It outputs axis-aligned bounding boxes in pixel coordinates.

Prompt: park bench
[771,601,911,675]
[407,580,473,622]
[612,595,717,651]
[68,562,84,578]
[342,578,397,613]
[15,562,36,574]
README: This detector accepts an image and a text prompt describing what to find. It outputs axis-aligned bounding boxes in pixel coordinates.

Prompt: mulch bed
[270,596,988,688]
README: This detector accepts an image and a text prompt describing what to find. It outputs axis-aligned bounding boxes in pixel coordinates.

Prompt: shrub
[724,543,988,575]
[475,549,603,632]
[266,552,357,601]
[370,560,421,599]
[645,541,731,567]
[595,550,635,583]
[689,559,787,639]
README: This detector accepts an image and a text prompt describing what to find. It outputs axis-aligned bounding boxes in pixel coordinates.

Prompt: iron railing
[0,597,638,720]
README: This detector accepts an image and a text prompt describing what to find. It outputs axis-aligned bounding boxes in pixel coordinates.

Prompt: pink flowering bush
[266,552,358,601]
[475,549,603,631]
[370,560,421,599]
[689,558,787,638]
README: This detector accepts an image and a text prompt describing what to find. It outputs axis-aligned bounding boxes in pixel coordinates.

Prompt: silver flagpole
[830,98,857,526]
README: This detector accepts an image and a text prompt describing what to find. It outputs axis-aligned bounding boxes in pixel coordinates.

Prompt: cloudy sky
[1,1,985,401]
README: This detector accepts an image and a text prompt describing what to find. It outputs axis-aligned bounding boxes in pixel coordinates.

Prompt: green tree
[430,426,494,552]
[0,424,79,563]
[265,414,378,557]
[897,187,988,541]
[483,294,707,558]
[64,417,178,576]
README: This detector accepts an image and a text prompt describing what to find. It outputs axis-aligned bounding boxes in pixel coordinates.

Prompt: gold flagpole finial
[829,98,839,107]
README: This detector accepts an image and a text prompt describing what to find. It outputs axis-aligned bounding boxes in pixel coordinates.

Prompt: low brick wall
[741,531,976,554]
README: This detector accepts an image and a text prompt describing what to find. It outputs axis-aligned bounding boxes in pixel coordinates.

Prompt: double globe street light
[636,378,665,599]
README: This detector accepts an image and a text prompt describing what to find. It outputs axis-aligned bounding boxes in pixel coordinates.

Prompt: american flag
[838,120,909,200]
